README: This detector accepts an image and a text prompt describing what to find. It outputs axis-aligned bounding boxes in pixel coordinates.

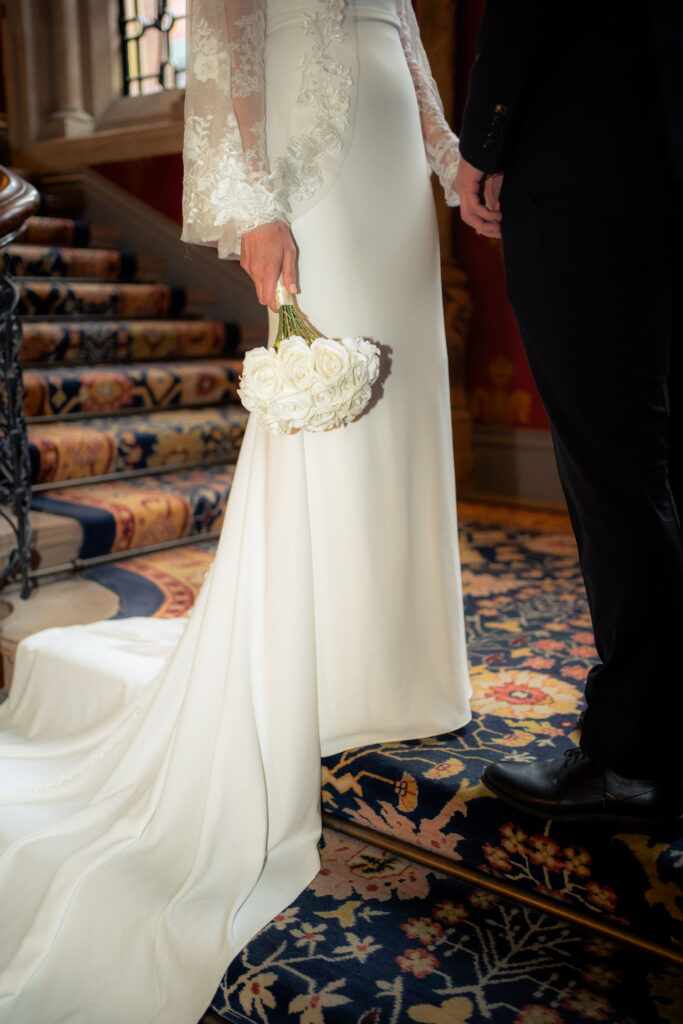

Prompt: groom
[455,1,683,824]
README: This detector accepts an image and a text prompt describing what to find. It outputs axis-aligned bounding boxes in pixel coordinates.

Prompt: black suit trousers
[500,185,683,778]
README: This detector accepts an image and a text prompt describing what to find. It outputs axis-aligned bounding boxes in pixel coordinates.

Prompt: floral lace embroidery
[182,0,288,258]
[229,9,266,98]
[397,0,461,207]
[182,0,460,259]
[276,0,352,203]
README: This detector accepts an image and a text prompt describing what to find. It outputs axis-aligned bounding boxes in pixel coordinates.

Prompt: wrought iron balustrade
[0,167,40,598]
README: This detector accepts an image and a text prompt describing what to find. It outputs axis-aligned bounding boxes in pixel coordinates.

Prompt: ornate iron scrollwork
[0,271,33,598]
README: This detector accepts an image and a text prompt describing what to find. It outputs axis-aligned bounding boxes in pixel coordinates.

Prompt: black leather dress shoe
[481,749,683,826]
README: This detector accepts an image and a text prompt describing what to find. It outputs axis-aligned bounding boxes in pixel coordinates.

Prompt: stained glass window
[119,0,187,96]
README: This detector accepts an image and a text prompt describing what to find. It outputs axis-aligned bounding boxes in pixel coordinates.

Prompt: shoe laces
[563,747,586,767]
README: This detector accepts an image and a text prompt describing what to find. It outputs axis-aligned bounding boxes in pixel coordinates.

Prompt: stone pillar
[47,0,96,138]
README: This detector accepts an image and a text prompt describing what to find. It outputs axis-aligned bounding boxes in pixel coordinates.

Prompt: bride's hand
[240,221,299,313]
[454,157,502,238]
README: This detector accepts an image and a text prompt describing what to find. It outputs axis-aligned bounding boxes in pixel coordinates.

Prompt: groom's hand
[455,157,503,238]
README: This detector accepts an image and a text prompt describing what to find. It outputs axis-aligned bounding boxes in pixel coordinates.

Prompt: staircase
[0,181,259,685]
[1,176,681,1023]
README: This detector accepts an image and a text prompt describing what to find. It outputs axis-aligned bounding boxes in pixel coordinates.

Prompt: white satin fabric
[0,4,471,1021]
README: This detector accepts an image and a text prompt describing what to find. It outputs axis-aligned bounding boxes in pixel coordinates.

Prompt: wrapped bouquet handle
[238,280,380,435]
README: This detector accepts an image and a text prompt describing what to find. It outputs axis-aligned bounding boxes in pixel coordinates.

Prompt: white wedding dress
[0,2,471,1021]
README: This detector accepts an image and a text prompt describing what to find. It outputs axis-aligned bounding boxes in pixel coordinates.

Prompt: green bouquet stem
[274,301,319,348]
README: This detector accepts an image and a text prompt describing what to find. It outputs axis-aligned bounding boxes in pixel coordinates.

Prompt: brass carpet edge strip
[323,812,683,968]
[31,455,236,492]
[27,531,222,579]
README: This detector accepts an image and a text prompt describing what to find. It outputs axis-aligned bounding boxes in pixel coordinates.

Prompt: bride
[0,1,470,1021]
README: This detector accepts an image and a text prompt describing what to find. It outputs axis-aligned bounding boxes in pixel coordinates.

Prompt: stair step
[30,465,234,560]
[0,507,83,576]
[20,320,239,365]
[27,406,247,485]
[36,186,85,218]
[20,216,90,247]
[81,541,217,619]
[23,359,242,418]
[3,244,136,282]
[0,575,121,690]
[321,516,683,952]
[0,541,217,687]
[17,280,186,318]
[210,826,681,1023]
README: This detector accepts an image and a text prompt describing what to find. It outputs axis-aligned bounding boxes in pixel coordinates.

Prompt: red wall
[453,1,548,431]
[92,154,184,225]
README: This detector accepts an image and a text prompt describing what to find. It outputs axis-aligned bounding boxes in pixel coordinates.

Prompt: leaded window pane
[119,0,187,97]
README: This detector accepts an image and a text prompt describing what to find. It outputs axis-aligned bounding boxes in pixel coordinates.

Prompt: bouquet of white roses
[238,285,380,436]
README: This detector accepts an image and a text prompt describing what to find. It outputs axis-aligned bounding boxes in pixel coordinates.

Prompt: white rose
[277,337,315,391]
[269,388,313,433]
[356,338,381,383]
[241,348,283,404]
[237,384,264,415]
[305,404,340,432]
[340,337,380,384]
[311,337,350,387]
[310,382,341,405]
[341,359,370,391]
[259,412,286,436]
[341,384,372,422]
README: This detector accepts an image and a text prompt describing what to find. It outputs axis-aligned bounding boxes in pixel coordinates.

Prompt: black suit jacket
[458,0,683,193]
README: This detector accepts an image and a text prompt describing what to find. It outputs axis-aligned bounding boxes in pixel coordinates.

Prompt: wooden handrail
[0,167,40,250]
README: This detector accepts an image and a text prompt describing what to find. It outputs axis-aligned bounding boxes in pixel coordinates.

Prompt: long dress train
[0,3,471,1021]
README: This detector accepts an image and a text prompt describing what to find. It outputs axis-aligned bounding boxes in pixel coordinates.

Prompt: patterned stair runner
[19,215,90,247]
[23,360,242,418]
[27,406,246,485]
[3,244,136,281]
[18,280,186,318]
[207,827,682,1024]
[32,466,234,560]
[6,207,247,571]
[20,320,238,365]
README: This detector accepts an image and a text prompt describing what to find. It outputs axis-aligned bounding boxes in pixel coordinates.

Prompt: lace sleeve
[397,0,461,207]
[181,0,289,260]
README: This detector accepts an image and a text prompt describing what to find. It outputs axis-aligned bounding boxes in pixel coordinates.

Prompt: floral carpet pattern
[27,406,247,484]
[21,215,90,247]
[4,243,133,281]
[23,360,241,417]
[84,542,217,618]
[20,320,237,365]
[211,830,683,1024]
[32,467,234,559]
[321,521,683,948]
[18,280,184,318]
[86,511,683,952]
